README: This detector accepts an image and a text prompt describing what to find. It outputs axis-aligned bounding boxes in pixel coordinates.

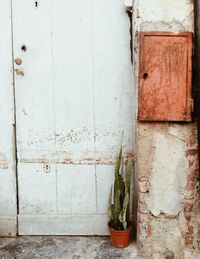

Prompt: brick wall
[179,134,200,257]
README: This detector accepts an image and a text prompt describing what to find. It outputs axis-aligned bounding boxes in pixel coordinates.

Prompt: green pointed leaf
[114,146,122,178]
[118,190,129,230]
[108,137,133,230]
[113,185,121,224]
[108,186,113,220]
[125,158,132,193]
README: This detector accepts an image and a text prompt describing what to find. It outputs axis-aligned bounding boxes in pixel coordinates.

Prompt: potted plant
[108,145,133,248]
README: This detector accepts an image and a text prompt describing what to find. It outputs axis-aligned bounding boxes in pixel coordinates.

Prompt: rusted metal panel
[138,32,193,121]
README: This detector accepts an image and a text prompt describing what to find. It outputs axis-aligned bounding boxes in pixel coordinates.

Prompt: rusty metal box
[138,32,193,121]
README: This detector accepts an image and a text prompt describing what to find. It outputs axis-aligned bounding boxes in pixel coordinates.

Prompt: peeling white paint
[147,131,188,216]
[124,0,133,7]
[11,0,134,235]
[135,0,194,218]
[0,0,17,235]
[135,0,197,257]
[137,0,193,26]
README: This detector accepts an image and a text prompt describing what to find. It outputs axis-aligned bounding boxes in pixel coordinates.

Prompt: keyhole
[43,164,50,173]
[143,72,148,79]
[21,45,27,52]
[35,1,38,8]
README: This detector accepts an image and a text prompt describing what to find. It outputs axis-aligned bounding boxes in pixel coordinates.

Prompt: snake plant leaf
[125,157,132,193]
[114,171,125,209]
[118,173,125,203]
[120,157,124,178]
[114,146,122,178]
[108,141,133,231]
[113,186,121,225]
[118,189,129,230]
[108,186,113,220]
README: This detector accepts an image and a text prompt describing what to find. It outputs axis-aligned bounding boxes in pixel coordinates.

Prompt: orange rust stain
[63,158,73,164]
[19,153,134,166]
[15,68,24,76]
[138,32,192,122]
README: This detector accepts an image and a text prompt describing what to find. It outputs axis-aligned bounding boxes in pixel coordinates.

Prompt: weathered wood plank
[13,0,134,235]
[0,217,17,237]
[18,215,109,235]
[57,164,96,214]
[0,0,17,236]
[52,0,95,156]
[93,0,134,155]
[18,163,57,214]
[12,0,55,158]
[96,165,114,214]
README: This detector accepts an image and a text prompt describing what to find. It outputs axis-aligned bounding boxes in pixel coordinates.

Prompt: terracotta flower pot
[108,222,132,248]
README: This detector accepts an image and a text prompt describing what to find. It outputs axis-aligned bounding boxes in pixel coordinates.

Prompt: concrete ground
[0,236,139,259]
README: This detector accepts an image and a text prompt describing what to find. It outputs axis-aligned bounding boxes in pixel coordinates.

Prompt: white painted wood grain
[12,0,55,157]
[93,0,134,156]
[0,216,17,236]
[18,214,109,235]
[124,0,133,7]
[96,165,114,214]
[52,0,95,154]
[12,0,134,234]
[57,165,96,214]
[18,163,57,214]
[0,0,17,235]
[13,0,134,163]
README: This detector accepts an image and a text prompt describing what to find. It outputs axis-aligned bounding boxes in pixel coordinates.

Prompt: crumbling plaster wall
[132,0,200,258]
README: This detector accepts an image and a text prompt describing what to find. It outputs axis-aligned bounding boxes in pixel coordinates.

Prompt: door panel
[12,0,55,158]
[57,165,96,214]
[52,0,95,157]
[93,0,134,155]
[12,0,134,235]
[18,163,57,214]
[96,166,115,214]
[0,0,17,236]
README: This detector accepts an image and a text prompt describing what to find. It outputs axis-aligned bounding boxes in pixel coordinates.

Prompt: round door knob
[15,58,23,65]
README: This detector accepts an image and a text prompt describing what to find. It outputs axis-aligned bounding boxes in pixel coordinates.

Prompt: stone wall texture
[133,0,200,258]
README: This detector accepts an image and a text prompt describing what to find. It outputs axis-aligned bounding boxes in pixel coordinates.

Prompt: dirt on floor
[0,236,139,259]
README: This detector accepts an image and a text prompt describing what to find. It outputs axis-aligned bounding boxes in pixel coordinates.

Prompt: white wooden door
[0,0,17,236]
[12,0,134,235]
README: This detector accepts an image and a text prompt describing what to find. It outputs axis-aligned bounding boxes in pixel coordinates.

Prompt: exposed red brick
[184,181,198,200]
[186,149,198,157]
[138,202,149,214]
[186,134,198,148]
[146,223,152,237]
[138,222,152,237]
[138,180,149,193]
[187,169,199,181]
[138,213,150,223]
[138,193,147,204]
[184,203,193,220]
[184,235,194,246]
[184,203,194,213]
[189,158,199,169]
[138,175,148,182]
[188,225,193,234]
